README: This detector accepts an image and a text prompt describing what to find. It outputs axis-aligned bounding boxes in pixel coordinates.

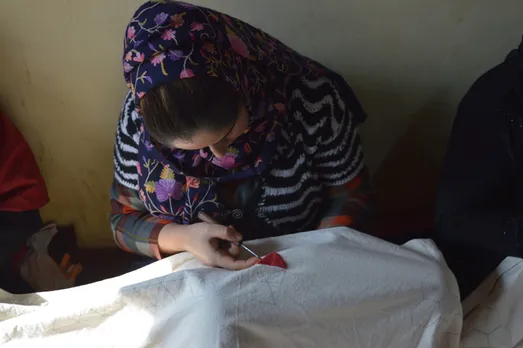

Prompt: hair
[139,76,241,145]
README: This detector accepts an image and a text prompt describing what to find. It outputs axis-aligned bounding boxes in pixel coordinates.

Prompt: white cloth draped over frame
[0,227,468,347]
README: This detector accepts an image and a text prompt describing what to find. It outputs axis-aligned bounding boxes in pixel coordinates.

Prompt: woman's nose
[209,143,228,159]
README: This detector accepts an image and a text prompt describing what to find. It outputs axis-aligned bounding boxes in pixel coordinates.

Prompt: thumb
[209,225,242,243]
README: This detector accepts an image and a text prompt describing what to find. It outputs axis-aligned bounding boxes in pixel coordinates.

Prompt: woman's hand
[159,222,259,270]
[185,223,259,270]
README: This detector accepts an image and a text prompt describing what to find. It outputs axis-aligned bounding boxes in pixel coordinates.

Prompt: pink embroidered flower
[124,51,133,62]
[127,26,136,40]
[170,14,185,28]
[161,29,176,41]
[137,162,142,176]
[192,154,202,166]
[139,189,146,202]
[180,69,195,79]
[221,14,233,26]
[191,22,204,31]
[212,154,237,169]
[133,52,145,63]
[187,177,200,189]
[199,149,209,158]
[228,33,249,58]
[156,179,183,202]
[151,52,166,66]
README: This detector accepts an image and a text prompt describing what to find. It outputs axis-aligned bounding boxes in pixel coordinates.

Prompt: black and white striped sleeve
[113,91,141,190]
[287,75,365,187]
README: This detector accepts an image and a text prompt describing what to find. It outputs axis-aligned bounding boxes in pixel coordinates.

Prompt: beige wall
[0,0,522,246]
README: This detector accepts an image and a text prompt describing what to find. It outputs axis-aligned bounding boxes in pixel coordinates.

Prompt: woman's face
[171,104,249,158]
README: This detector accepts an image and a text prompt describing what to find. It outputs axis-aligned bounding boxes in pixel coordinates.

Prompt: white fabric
[461,257,523,348]
[19,224,77,292]
[0,228,463,347]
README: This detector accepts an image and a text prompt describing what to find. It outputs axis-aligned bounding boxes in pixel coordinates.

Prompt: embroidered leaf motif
[160,166,175,180]
[145,181,156,193]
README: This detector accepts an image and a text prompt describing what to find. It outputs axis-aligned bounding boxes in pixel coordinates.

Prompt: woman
[111,1,373,269]
[436,37,523,296]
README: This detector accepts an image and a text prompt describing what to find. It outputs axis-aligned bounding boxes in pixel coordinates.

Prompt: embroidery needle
[197,211,260,258]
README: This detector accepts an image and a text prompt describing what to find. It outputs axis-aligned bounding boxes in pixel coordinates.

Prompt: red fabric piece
[0,112,49,211]
[256,252,287,269]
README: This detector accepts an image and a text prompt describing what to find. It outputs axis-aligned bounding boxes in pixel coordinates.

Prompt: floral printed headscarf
[123,1,333,224]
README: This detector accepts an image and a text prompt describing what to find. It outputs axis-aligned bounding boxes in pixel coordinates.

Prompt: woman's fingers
[209,225,242,243]
[195,222,258,270]
[244,256,260,267]
[214,254,259,270]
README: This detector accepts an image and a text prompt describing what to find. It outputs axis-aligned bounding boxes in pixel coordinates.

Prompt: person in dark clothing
[0,211,43,293]
[436,37,523,298]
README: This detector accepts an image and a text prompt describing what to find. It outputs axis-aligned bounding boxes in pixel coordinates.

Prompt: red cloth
[0,112,48,211]
[256,252,287,269]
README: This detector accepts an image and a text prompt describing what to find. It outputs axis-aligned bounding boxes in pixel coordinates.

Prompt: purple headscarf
[123,1,333,224]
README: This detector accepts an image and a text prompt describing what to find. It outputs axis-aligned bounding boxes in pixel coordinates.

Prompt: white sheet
[0,228,463,347]
[461,257,523,348]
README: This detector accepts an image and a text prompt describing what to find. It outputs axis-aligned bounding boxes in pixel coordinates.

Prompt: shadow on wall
[372,94,456,235]
[350,74,455,223]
